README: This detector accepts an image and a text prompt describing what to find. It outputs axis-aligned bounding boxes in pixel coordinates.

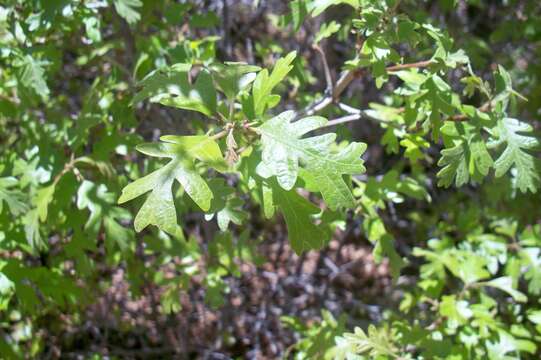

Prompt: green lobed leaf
[118,135,225,237]
[270,181,327,254]
[0,177,27,216]
[479,276,527,303]
[113,0,142,25]
[252,52,296,117]
[257,110,366,210]
[17,55,49,99]
[204,179,247,231]
[314,21,341,43]
[492,118,540,193]
[309,0,360,17]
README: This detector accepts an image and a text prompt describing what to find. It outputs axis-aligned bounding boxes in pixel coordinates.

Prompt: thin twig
[210,123,235,140]
[313,44,333,93]
[390,0,402,14]
[386,60,433,72]
[323,114,362,127]
[299,59,432,118]
[104,55,135,87]
[449,100,491,121]
[0,93,20,105]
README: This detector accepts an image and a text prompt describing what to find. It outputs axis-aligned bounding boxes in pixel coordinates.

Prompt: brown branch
[386,60,434,72]
[210,123,235,140]
[448,101,491,121]
[299,59,432,117]
[313,44,333,93]
[0,93,20,105]
[333,69,361,101]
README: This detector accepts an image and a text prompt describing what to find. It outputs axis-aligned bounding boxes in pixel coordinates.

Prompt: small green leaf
[437,141,470,187]
[309,0,359,17]
[205,179,247,231]
[35,184,55,221]
[315,21,341,43]
[24,209,44,250]
[289,0,308,31]
[78,180,133,251]
[252,52,296,116]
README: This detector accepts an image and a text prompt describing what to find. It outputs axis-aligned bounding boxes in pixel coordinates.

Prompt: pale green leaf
[18,55,49,99]
[309,0,360,17]
[204,179,247,231]
[480,276,527,302]
[35,184,55,222]
[0,177,27,216]
[208,62,261,100]
[257,111,366,209]
[315,21,341,43]
[492,118,540,193]
[437,141,470,187]
[114,0,142,25]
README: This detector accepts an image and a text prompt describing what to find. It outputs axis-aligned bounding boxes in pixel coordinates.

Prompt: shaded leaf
[270,181,327,254]
[133,65,216,116]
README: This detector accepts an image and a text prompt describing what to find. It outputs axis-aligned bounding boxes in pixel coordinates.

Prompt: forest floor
[44,227,395,359]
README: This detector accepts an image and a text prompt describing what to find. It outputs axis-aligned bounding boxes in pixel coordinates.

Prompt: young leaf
[252,52,296,116]
[24,209,44,250]
[309,0,359,17]
[34,184,55,221]
[315,21,341,43]
[438,122,493,188]
[118,135,225,237]
[492,118,540,193]
[204,179,247,231]
[256,111,366,209]
[289,0,308,31]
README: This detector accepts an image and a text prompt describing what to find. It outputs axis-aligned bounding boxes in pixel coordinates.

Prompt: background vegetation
[0,0,540,358]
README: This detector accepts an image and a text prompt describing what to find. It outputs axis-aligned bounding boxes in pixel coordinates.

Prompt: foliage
[0,0,540,358]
